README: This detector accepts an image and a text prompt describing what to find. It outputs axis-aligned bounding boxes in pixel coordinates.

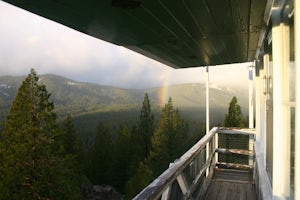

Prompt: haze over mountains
[0,74,248,126]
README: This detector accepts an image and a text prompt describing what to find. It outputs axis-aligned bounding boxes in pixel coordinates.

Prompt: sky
[0,1,251,89]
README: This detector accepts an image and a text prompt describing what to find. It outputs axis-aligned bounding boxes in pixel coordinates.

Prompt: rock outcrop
[84,185,123,200]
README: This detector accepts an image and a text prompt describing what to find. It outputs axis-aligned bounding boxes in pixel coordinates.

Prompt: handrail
[217,127,256,135]
[133,127,255,200]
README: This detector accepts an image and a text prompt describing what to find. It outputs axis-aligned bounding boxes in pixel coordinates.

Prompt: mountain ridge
[0,74,248,123]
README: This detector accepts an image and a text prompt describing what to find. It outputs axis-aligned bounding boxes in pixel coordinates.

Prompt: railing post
[176,173,188,196]
[161,186,170,200]
[215,132,218,164]
[249,134,254,166]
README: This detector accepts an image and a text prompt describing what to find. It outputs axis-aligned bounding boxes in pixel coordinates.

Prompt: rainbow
[158,72,170,107]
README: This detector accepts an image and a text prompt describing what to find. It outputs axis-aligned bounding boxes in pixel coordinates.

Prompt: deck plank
[204,180,221,199]
[203,169,257,200]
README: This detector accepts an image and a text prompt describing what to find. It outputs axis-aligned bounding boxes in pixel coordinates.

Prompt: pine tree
[138,93,154,157]
[86,122,113,185]
[125,94,154,190]
[149,97,188,176]
[113,124,132,193]
[125,98,188,198]
[222,96,246,163]
[124,161,153,199]
[127,125,143,174]
[224,96,245,127]
[62,115,82,158]
[0,69,81,199]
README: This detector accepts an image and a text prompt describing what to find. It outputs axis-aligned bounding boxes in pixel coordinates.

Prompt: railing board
[218,127,256,136]
[217,148,255,156]
[213,169,253,184]
[216,162,253,171]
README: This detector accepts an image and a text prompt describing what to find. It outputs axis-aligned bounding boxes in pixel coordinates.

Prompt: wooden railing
[133,127,255,200]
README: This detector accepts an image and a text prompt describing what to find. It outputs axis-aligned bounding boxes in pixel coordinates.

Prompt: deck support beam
[254,55,273,199]
[260,55,268,166]
[255,63,261,140]
[271,8,291,199]
[255,57,269,154]
[206,66,210,135]
[248,65,254,129]
[254,57,267,166]
[206,66,210,176]
[248,65,254,166]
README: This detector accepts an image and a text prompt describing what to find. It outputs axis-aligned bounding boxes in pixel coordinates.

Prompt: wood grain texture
[204,169,257,200]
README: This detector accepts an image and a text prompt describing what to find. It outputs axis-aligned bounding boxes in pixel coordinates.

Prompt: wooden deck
[204,169,257,200]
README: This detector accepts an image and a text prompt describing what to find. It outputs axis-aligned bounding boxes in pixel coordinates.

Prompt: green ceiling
[4,0,267,68]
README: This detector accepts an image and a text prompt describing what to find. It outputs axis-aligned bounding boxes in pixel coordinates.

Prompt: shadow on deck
[204,169,256,200]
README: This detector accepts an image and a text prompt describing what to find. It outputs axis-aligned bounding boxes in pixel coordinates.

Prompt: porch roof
[4,0,267,68]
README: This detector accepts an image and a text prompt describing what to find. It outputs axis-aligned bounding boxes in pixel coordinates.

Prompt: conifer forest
[0,69,207,199]
[0,69,245,199]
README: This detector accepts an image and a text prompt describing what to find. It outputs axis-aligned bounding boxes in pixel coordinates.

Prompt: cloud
[169,67,203,85]
[209,63,250,89]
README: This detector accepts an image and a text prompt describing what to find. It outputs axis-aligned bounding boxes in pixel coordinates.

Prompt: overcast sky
[0,1,251,89]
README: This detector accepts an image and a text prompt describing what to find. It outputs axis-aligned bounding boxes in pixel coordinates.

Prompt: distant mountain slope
[37,74,146,115]
[0,74,248,122]
[0,75,25,119]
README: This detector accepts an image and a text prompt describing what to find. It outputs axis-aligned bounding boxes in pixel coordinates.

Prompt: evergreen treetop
[0,69,81,199]
[139,93,154,157]
[149,97,188,176]
[224,96,245,127]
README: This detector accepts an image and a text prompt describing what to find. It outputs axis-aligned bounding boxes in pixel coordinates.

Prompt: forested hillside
[0,72,248,199]
[0,74,248,122]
